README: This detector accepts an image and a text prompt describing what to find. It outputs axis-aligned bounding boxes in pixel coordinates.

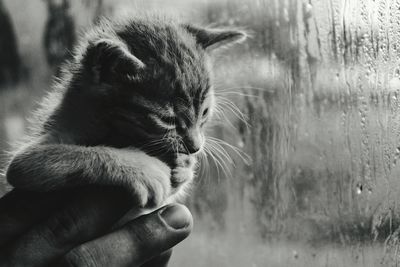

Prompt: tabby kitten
[5,15,246,208]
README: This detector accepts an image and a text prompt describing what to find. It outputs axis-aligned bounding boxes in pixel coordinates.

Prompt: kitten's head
[77,17,246,166]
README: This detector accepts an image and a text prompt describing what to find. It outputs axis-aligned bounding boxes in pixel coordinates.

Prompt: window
[0,0,399,266]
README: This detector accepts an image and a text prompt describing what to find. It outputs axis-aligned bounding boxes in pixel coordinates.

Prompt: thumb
[57,204,193,267]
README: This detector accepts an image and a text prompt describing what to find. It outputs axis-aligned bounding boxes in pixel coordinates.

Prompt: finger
[0,186,132,267]
[58,204,193,267]
[0,189,68,246]
[141,249,172,267]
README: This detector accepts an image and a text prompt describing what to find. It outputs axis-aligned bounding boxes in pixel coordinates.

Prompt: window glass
[1,0,399,266]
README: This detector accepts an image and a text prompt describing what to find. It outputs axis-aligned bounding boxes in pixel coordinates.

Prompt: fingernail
[159,204,191,229]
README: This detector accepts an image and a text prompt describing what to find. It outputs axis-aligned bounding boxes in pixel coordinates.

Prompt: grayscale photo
[0,0,398,266]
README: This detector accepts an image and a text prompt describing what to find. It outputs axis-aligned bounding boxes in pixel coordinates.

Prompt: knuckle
[41,208,83,246]
[122,217,165,258]
[61,245,99,267]
[125,220,155,246]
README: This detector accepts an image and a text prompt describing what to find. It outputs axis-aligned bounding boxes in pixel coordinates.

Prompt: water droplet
[356,183,363,195]
[389,77,400,91]
[237,140,244,148]
[305,3,313,15]
[293,250,299,259]
[283,7,289,22]
[312,252,316,258]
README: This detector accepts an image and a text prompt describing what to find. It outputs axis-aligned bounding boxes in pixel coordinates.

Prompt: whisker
[211,106,237,130]
[207,139,234,165]
[216,98,250,129]
[197,150,210,183]
[204,141,232,178]
[203,145,223,179]
[214,91,260,98]
[207,136,252,165]
[217,96,249,120]
[215,86,274,93]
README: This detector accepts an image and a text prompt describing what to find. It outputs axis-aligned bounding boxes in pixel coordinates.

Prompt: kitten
[5,15,246,209]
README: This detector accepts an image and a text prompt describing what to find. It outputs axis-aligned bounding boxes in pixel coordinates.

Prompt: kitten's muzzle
[181,144,200,154]
[180,130,204,155]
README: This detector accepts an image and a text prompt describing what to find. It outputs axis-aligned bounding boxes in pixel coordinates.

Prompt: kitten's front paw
[171,154,197,189]
[126,156,171,208]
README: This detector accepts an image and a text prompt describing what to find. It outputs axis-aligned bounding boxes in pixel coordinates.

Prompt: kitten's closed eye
[149,114,176,131]
[202,108,209,117]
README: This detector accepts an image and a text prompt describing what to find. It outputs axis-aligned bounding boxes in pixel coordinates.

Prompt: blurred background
[1,0,400,266]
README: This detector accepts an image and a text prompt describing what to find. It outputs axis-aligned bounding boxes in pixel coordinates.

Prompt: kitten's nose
[182,129,203,154]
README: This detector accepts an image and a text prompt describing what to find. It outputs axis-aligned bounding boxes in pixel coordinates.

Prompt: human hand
[0,187,193,266]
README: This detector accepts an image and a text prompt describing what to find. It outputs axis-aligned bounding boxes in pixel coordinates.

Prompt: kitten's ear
[184,25,247,51]
[84,39,145,83]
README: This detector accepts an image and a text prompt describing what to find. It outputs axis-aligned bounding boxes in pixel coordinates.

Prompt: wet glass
[1,0,400,266]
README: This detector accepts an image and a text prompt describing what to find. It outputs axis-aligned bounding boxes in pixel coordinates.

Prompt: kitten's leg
[6,144,171,207]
